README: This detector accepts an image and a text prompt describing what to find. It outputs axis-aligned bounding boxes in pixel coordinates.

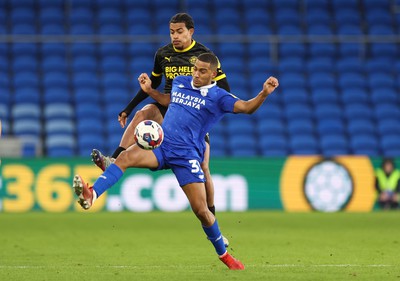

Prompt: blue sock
[93,163,124,197]
[202,220,226,256]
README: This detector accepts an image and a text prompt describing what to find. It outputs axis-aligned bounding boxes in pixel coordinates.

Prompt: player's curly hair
[169,13,195,29]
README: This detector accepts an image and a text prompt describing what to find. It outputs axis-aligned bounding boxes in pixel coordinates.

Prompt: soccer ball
[134,120,164,150]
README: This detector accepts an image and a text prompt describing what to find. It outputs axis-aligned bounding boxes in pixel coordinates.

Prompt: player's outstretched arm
[138,73,171,107]
[233,76,279,114]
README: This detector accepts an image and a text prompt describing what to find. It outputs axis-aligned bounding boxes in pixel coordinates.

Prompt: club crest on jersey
[200,88,208,97]
[189,56,197,65]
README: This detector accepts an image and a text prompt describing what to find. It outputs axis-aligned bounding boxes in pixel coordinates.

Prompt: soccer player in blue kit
[73,53,279,270]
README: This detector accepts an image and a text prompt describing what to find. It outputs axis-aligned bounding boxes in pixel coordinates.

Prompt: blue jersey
[152,75,239,186]
[162,75,238,156]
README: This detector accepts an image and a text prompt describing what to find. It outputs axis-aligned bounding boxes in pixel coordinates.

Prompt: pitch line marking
[0,264,396,269]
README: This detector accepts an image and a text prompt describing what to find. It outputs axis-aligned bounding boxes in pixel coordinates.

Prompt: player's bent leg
[181,182,243,270]
[202,142,215,210]
[76,147,159,210]
[202,142,230,248]
[119,104,164,149]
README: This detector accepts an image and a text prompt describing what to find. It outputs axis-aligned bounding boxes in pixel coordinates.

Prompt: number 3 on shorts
[189,159,201,173]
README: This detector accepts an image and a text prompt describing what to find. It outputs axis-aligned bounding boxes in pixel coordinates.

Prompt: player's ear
[189,28,194,36]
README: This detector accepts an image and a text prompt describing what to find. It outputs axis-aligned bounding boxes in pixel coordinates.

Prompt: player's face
[169,22,193,50]
[192,60,217,87]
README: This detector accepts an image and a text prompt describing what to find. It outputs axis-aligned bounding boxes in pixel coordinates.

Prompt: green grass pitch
[0,211,399,281]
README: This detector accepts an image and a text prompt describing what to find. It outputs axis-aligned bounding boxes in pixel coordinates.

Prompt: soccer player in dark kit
[91,13,230,244]
[74,53,279,270]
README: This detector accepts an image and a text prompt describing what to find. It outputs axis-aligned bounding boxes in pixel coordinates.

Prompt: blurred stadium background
[0,0,400,158]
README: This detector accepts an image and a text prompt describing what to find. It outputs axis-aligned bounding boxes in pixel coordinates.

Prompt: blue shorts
[152,145,205,187]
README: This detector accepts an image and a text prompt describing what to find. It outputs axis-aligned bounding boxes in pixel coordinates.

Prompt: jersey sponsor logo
[171,91,206,110]
[165,66,193,79]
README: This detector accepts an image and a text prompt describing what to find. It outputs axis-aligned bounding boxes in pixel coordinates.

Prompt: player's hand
[138,73,152,92]
[263,76,279,96]
[118,111,128,128]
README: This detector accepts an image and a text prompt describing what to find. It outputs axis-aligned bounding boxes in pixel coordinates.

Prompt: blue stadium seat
[45,119,75,136]
[11,43,38,56]
[99,43,126,57]
[317,119,346,136]
[43,87,72,104]
[381,134,400,157]
[338,73,366,89]
[279,43,306,58]
[336,24,363,35]
[336,58,364,74]
[370,88,398,105]
[69,23,95,35]
[260,134,289,157]
[72,72,99,88]
[41,43,66,57]
[344,104,374,121]
[70,43,96,56]
[103,88,130,105]
[10,25,33,36]
[11,8,35,24]
[304,8,330,26]
[257,119,286,136]
[370,43,398,59]
[78,134,106,157]
[279,58,304,73]
[279,73,307,88]
[277,25,303,35]
[365,58,392,74]
[69,7,94,24]
[285,104,313,120]
[287,119,315,136]
[314,104,343,120]
[334,9,361,25]
[98,24,124,35]
[338,43,365,59]
[97,8,121,25]
[253,103,283,121]
[42,56,68,73]
[39,7,64,25]
[44,103,74,120]
[309,73,336,89]
[350,134,380,156]
[309,43,337,58]
[290,135,319,155]
[374,104,400,120]
[13,71,40,89]
[13,119,41,137]
[46,135,76,157]
[228,136,258,157]
[40,23,65,35]
[100,55,126,73]
[341,87,369,105]
[43,72,69,89]
[306,58,334,73]
[311,88,340,105]
[13,88,41,104]
[377,119,400,136]
[320,134,349,156]
[12,55,38,72]
[368,73,396,89]
[71,56,98,72]
[102,73,129,89]
[12,103,41,120]
[226,118,256,137]
[274,8,301,26]
[281,87,310,104]
[306,24,334,35]
[75,102,103,120]
[73,87,101,104]
[347,119,377,136]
